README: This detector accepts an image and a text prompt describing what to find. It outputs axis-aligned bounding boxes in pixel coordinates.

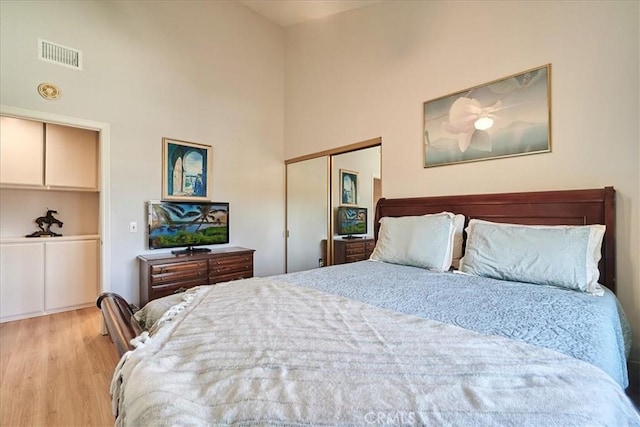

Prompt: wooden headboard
[374,187,616,293]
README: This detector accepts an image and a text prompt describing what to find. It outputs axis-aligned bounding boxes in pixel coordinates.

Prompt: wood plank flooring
[0,307,119,426]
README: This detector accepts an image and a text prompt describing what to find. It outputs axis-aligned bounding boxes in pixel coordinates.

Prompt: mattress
[111,267,639,426]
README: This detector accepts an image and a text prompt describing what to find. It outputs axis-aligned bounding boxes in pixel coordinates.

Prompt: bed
[98,187,640,426]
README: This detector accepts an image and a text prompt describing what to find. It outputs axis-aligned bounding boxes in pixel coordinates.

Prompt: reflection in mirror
[332,146,381,241]
[286,157,329,273]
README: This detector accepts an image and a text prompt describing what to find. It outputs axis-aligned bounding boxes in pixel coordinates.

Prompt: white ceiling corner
[239,0,384,27]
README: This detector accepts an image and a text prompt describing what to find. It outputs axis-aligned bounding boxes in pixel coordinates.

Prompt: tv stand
[171,246,212,255]
[138,247,255,305]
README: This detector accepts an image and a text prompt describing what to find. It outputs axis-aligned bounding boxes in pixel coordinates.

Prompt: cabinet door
[45,240,99,311]
[45,124,98,189]
[0,116,44,186]
[0,243,45,319]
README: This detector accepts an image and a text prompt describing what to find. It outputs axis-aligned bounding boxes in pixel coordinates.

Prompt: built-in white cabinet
[0,114,101,322]
[0,243,45,319]
[46,124,98,189]
[0,238,99,322]
[0,116,98,190]
[0,116,44,186]
[45,239,99,311]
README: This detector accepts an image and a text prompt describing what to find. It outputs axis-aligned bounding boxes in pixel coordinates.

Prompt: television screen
[336,206,367,237]
[148,201,229,250]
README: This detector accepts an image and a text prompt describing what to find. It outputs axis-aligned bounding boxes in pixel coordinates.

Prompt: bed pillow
[458,219,605,295]
[451,213,465,269]
[134,293,185,330]
[370,212,456,271]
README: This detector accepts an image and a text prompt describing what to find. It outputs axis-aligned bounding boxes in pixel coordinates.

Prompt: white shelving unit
[0,115,100,322]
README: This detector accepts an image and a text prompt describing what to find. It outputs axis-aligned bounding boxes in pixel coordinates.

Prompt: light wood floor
[0,307,119,426]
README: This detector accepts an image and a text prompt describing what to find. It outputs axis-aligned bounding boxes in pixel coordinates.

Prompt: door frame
[0,104,111,294]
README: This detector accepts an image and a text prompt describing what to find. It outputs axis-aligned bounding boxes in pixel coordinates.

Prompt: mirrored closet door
[285,138,381,273]
[286,156,329,273]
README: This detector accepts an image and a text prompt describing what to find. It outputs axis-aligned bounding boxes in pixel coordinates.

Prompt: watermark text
[364,411,416,425]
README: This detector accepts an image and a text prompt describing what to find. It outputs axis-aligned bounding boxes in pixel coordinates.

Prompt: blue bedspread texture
[273,260,631,388]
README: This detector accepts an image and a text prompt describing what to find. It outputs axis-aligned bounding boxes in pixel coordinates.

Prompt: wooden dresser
[333,238,375,265]
[138,246,254,306]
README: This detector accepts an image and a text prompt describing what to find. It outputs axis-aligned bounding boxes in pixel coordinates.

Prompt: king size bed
[98,187,640,426]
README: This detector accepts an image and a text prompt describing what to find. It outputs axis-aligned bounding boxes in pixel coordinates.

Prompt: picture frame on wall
[423,64,551,168]
[340,169,358,206]
[162,137,213,201]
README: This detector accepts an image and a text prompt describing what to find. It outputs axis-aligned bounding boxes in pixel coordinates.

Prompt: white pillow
[458,219,605,295]
[370,212,456,271]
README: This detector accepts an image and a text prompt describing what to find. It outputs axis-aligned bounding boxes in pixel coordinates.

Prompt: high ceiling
[239,0,384,27]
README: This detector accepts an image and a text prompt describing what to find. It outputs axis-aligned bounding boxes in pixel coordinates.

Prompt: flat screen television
[148,200,229,254]
[336,206,367,239]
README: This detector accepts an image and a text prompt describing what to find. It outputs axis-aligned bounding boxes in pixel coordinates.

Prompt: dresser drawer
[149,261,208,285]
[345,243,365,255]
[210,270,253,284]
[208,254,252,273]
[150,279,205,300]
[345,254,366,263]
[333,238,375,265]
[365,240,376,257]
[209,255,253,271]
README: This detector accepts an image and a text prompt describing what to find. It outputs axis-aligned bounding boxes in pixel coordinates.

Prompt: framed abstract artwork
[340,169,358,206]
[162,137,212,201]
[423,64,551,167]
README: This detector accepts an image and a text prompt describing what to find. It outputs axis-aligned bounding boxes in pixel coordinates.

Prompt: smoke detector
[38,83,60,100]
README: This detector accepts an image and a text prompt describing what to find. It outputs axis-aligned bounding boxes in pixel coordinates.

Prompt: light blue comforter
[273,260,631,388]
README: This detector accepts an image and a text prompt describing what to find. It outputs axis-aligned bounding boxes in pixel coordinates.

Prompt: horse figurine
[27,209,64,237]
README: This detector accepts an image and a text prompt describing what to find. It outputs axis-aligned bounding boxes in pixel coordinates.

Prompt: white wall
[0,1,285,303]
[284,1,640,358]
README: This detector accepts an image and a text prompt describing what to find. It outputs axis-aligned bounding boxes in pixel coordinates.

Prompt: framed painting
[162,137,212,201]
[340,169,358,206]
[423,64,551,168]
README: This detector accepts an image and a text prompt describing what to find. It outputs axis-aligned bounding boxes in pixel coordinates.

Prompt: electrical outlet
[129,222,137,233]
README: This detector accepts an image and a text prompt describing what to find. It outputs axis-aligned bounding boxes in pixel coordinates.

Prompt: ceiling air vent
[38,38,83,70]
